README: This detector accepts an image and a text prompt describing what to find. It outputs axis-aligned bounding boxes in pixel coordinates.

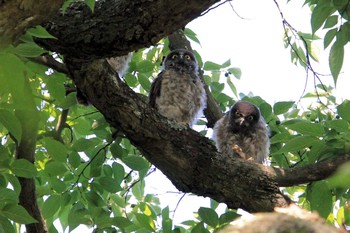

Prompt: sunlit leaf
[203,61,222,71]
[84,0,96,12]
[228,67,241,79]
[0,109,22,142]
[97,176,122,193]
[11,159,37,178]
[273,101,294,115]
[311,5,334,33]
[27,26,56,39]
[329,41,344,84]
[42,137,68,162]
[122,155,149,171]
[308,181,332,218]
[278,136,319,153]
[1,204,38,224]
[284,121,324,136]
[42,195,61,219]
[184,28,201,45]
[198,207,219,228]
[324,28,337,49]
[13,43,45,57]
[337,100,350,121]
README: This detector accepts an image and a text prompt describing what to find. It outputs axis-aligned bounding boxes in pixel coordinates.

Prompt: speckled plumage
[213,101,269,163]
[149,49,207,126]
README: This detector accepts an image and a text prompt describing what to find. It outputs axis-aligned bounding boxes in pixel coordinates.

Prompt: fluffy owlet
[213,101,269,163]
[76,52,133,105]
[149,49,207,126]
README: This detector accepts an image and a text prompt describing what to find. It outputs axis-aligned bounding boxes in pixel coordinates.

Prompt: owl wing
[149,71,164,108]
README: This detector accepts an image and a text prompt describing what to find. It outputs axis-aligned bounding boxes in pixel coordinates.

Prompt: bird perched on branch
[213,101,269,163]
[149,49,207,126]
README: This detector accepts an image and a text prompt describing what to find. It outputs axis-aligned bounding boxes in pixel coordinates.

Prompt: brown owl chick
[149,49,207,126]
[213,101,269,163]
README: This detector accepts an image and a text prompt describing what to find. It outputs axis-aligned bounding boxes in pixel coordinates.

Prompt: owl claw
[232,144,246,159]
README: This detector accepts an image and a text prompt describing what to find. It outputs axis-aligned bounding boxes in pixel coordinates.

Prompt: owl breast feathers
[213,101,270,163]
[149,49,207,126]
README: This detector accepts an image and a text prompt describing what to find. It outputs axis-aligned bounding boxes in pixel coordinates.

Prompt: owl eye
[184,54,192,60]
[247,115,254,121]
[171,54,178,59]
[235,111,241,116]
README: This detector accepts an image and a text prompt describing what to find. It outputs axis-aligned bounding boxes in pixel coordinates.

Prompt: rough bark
[37,0,220,59]
[0,0,63,46]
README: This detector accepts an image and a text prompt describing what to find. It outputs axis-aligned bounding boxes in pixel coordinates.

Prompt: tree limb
[0,0,64,46]
[37,0,220,59]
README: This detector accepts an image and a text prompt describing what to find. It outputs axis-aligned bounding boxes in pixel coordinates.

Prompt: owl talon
[232,144,246,159]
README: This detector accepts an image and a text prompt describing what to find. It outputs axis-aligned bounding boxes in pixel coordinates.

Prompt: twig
[30,54,69,74]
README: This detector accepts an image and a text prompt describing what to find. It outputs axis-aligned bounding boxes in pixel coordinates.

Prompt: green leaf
[42,195,61,219]
[84,0,96,12]
[97,176,122,193]
[44,161,68,177]
[11,159,37,178]
[308,181,332,218]
[219,210,240,225]
[112,216,134,229]
[13,43,45,57]
[68,151,81,169]
[0,215,16,233]
[221,59,231,68]
[124,73,138,87]
[198,207,219,228]
[136,60,154,73]
[27,26,56,39]
[122,155,149,171]
[326,119,349,132]
[273,101,294,115]
[135,213,156,231]
[284,121,324,136]
[43,137,68,162]
[311,5,334,33]
[278,136,319,153]
[329,41,344,84]
[72,138,96,152]
[50,177,67,193]
[184,28,201,45]
[323,15,338,28]
[1,204,38,224]
[0,188,18,206]
[328,162,350,189]
[138,73,151,92]
[191,222,210,233]
[0,109,22,142]
[337,100,350,121]
[203,61,222,71]
[324,28,337,49]
[228,67,241,79]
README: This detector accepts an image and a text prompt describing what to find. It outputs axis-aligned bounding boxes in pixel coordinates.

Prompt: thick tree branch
[65,58,290,212]
[0,0,63,46]
[37,0,220,59]
[65,58,350,213]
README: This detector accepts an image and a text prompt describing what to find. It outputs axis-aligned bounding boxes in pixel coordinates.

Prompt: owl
[76,52,133,105]
[213,101,269,163]
[149,49,207,126]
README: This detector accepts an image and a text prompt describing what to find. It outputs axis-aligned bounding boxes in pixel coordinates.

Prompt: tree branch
[30,54,68,74]
[37,0,220,59]
[0,0,64,46]
[15,80,47,233]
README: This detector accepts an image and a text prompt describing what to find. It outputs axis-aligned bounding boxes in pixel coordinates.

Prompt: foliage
[0,1,350,233]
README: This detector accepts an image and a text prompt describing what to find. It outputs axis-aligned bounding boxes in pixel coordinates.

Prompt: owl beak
[238,117,245,126]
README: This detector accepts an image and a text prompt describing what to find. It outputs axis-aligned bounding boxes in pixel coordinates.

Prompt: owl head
[228,101,261,133]
[163,49,198,74]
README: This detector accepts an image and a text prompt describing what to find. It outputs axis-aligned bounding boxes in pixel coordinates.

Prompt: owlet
[213,101,269,163]
[149,49,207,126]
